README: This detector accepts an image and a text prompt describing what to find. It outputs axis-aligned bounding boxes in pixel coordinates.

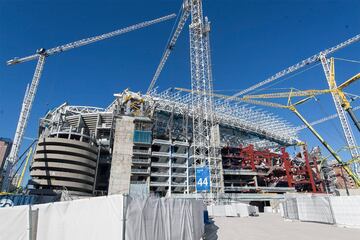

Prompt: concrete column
[210,124,224,193]
[108,116,134,195]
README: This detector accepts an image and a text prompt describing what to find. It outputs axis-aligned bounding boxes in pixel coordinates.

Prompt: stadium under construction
[1,0,359,206]
[27,88,328,201]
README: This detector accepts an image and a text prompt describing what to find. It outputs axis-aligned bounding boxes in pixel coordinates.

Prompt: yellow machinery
[176,87,360,186]
[244,58,360,131]
[16,147,33,189]
[243,58,360,132]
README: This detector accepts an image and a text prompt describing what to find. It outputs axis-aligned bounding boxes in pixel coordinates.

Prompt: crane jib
[6,13,176,66]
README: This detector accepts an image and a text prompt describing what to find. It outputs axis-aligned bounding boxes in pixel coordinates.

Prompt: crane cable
[148,5,183,92]
[9,139,38,184]
[246,62,322,96]
[314,96,348,145]
[334,57,360,64]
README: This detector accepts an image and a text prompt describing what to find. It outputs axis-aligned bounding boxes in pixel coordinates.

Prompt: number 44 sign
[196,166,210,192]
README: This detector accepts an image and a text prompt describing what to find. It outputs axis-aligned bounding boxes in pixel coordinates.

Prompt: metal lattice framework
[2,14,176,191]
[320,55,360,174]
[188,0,214,166]
[147,3,191,94]
[149,88,299,147]
[187,0,221,195]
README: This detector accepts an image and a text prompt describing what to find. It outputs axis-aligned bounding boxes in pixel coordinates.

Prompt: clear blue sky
[1,0,360,179]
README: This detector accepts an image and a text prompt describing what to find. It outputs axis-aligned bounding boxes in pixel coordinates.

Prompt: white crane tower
[2,14,176,191]
[320,54,360,175]
[230,34,360,176]
[147,0,221,197]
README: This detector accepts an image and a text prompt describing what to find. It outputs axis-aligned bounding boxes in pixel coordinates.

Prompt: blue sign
[196,166,210,192]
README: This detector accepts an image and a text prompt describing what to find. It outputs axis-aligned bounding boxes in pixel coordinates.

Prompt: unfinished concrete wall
[108,116,134,195]
[210,124,224,193]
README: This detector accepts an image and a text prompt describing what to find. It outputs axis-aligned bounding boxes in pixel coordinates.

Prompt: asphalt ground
[204,213,359,240]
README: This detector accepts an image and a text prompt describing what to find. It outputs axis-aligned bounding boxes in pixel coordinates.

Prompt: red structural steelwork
[221,144,324,193]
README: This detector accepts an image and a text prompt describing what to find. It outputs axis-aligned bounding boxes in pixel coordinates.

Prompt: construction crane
[151,1,220,197]
[244,70,360,132]
[230,33,360,99]
[295,105,360,131]
[243,61,360,174]
[188,0,221,197]
[320,56,359,175]
[331,70,360,132]
[2,14,176,191]
[176,87,360,186]
[16,147,33,190]
[147,1,190,94]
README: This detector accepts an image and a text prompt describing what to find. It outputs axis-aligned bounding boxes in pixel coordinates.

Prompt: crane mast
[2,14,176,191]
[147,4,190,94]
[2,55,46,191]
[189,0,219,196]
[319,54,360,175]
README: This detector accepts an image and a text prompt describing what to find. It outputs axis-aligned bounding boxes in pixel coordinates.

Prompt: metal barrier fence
[280,194,360,228]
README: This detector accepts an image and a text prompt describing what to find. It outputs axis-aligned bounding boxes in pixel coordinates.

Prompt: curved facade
[30,137,98,196]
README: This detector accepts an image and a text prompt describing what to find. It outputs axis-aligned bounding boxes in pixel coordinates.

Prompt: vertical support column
[281,147,293,188]
[108,116,134,195]
[302,145,317,193]
[249,145,256,171]
[210,124,224,194]
[311,152,324,192]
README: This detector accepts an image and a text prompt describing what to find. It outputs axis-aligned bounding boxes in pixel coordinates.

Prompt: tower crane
[147,1,190,94]
[147,0,221,197]
[243,58,360,175]
[188,0,221,197]
[320,56,359,175]
[230,33,360,98]
[243,70,360,133]
[176,87,360,186]
[2,14,176,191]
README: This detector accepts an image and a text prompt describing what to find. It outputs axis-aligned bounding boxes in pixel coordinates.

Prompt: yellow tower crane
[243,61,360,133]
[175,86,360,187]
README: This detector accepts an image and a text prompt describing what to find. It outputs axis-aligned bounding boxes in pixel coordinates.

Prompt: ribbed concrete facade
[30,138,98,195]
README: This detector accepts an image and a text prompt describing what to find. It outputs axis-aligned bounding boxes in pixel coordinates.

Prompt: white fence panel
[285,198,298,220]
[330,196,360,228]
[125,197,204,240]
[279,202,284,217]
[34,195,124,240]
[296,196,334,224]
[0,205,29,240]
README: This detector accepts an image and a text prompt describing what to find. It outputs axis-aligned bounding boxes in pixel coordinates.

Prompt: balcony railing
[131,168,150,174]
[172,172,187,177]
[150,181,169,187]
[151,172,169,177]
[151,162,169,167]
[133,149,151,155]
[132,158,150,164]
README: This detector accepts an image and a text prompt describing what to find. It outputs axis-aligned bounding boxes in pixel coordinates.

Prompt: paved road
[204,213,359,240]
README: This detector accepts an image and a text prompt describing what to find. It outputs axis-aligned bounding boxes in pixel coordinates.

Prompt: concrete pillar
[210,124,224,193]
[108,116,134,195]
